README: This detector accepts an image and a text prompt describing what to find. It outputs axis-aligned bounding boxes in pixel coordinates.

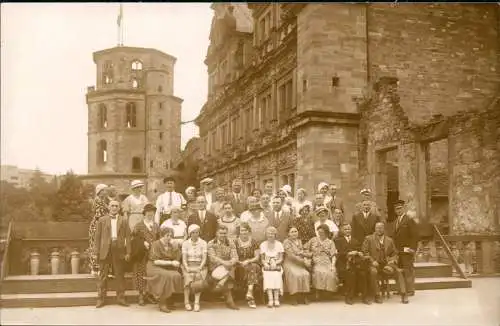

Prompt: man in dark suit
[392,199,419,296]
[363,222,409,304]
[187,195,218,242]
[351,200,382,245]
[268,196,292,242]
[226,179,247,217]
[93,200,131,308]
[335,224,369,305]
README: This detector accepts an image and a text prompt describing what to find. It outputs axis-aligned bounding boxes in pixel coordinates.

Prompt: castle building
[83,46,183,198]
[194,3,499,235]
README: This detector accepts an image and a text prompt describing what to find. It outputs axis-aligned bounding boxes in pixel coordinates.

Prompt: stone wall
[367,4,499,124]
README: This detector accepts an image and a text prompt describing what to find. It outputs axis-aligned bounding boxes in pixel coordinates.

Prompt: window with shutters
[126,102,137,128]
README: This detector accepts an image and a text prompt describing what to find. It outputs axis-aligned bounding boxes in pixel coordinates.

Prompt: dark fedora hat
[143,203,157,214]
[393,199,405,207]
[163,176,176,183]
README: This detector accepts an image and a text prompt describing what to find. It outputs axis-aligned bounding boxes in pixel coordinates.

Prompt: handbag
[190,272,208,293]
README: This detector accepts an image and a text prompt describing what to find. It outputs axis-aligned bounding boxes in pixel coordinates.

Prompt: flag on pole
[117,4,123,27]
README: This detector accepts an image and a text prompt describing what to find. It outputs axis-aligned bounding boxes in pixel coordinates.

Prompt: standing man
[351,200,382,245]
[200,177,216,213]
[268,196,292,242]
[94,200,131,308]
[155,177,186,226]
[392,200,419,297]
[187,196,218,242]
[326,184,345,214]
[263,181,275,198]
[355,188,381,216]
[227,179,247,217]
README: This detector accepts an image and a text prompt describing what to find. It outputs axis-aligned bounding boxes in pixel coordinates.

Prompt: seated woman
[145,227,183,313]
[181,224,208,312]
[260,226,284,308]
[291,204,316,245]
[131,203,161,306]
[207,225,239,310]
[283,226,312,305]
[218,202,241,241]
[161,206,187,248]
[234,222,261,309]
[305,223,338,301]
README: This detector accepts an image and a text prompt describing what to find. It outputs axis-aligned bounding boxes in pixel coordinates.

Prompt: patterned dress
[291,214,316,244]
[87,196,108,273]
[207,238,238,285]
[283,238,311,295]
[306,237,338,292]
[218,216,241,241]
[146,240,183,300]
[132,221,160,294]
[235,238,261,287]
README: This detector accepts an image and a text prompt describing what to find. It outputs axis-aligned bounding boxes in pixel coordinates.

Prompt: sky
[1,3,212,175]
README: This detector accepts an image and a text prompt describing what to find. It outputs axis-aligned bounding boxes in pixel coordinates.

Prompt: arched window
[132,78,139,88]
[99,104,108,129]
[103,60,114,84]
[131,156,142,172]
[131,60,143,71]
[97,140,107,165]
[126,102,137,128]
[157,85,163,93]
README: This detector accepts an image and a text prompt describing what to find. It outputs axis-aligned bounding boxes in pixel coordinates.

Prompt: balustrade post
[71,249,80,274]
[50,248,61,275]
[29,249,40,275]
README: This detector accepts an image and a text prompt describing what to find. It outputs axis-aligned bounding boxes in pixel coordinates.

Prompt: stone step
[1,262,453,295]
[0,277,472,309]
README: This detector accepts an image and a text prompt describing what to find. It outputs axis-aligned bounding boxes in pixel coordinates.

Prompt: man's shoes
[345,297,354,305]
[159,304,171,313]
[407,291,415,296]
[362,298,372,305]
[96,298,105,308]
[117,297,129,307]
[401,294,409,304]
[375,295,383,304]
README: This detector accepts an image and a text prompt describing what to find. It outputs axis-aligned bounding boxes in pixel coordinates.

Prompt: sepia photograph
[0,2,499,325]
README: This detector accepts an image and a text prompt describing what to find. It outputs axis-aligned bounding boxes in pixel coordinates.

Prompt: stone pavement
[2,278,499,326]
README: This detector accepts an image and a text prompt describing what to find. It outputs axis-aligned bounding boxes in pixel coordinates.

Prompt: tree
[52,171,91,222]
[28,168,57,219]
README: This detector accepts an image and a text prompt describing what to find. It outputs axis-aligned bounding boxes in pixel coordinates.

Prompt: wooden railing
[432,224,467,279]
[1,220,13,281]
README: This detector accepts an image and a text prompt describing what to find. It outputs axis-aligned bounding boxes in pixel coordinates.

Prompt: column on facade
[397,141,420,222]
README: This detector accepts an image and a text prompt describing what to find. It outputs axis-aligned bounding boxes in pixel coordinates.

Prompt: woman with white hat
[122,180,149,231]
[87,184,108,275]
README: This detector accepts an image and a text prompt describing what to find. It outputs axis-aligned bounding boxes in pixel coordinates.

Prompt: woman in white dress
[292,188,313,218]
[122,180,149,232]
[260,226,284,308]
[314,206,339,239]
[160,206,187,248]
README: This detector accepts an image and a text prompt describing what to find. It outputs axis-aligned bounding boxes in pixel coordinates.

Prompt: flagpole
[117,3,123,47]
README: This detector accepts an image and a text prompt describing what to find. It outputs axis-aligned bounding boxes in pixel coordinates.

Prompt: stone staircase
[0,262,471,308]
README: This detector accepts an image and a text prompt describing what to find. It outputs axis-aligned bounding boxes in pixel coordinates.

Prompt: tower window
[99,104,108,129]
[97,140,107,165]
[131,60,143,71]
[159,145,163,153]
[159,132,163,140]
[102,60,114,84]
[158,85,163,93]
[132,78,139,89]
[159,119,163,126]
[132,156,142,172]
[150,160,154,168]
[159,102,163,109]
[126,102,137,128]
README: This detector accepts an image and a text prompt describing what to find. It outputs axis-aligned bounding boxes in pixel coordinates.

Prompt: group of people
[87,177,419,313]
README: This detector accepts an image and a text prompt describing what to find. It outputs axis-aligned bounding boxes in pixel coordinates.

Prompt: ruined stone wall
[367,4,499,124]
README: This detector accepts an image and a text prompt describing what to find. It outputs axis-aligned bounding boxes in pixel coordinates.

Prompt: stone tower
[85,46,183,198]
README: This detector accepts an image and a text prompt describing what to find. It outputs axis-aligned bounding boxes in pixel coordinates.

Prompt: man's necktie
[168,192,172,206]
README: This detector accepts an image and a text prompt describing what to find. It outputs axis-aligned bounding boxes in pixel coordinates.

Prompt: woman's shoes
[159,304,171,313]
[267,301,273,308]
[273,299,280,307]
[138,294,145,306]
[247,299,257,309]
[193,303,200,312]
[185,303,192,311]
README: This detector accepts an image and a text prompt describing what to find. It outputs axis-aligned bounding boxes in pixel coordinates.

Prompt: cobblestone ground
[2,278,499,326]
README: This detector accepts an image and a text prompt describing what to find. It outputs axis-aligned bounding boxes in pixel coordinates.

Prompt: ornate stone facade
[83,46,183,198]
[195,3,499,230]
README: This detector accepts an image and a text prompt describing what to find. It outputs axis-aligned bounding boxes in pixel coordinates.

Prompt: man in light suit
[226,179,247,217]
[200,177,216,213]
[155,176,186,225]
[326,184,345,214]
[392,200,419,297]
[93,200,131,308]
[268,196,292,242]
